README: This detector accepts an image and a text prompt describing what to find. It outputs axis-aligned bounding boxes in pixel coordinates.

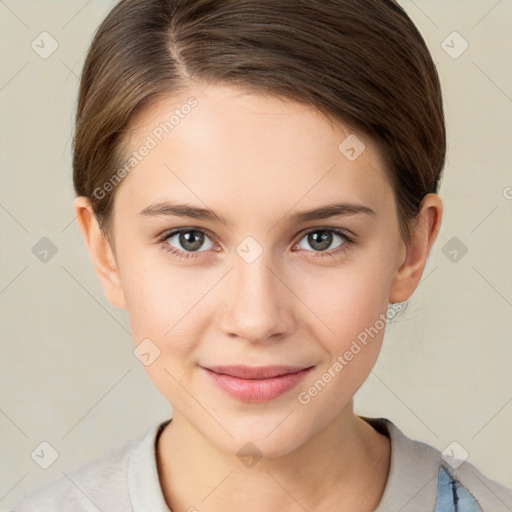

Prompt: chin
[206,418,309,461]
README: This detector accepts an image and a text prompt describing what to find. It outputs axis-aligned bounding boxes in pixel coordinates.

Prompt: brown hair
[73,0,445,246]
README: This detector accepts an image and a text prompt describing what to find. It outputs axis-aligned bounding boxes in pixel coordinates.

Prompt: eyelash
[158,227,356,261]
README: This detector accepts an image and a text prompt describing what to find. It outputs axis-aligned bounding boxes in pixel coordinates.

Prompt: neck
[156,403,391,512]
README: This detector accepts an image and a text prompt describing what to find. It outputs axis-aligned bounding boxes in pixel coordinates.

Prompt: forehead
[114,83,394,223]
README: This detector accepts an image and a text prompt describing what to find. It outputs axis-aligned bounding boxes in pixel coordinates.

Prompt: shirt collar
[128,418,172,511]
[361,416,440,512]
[128,415,440,512]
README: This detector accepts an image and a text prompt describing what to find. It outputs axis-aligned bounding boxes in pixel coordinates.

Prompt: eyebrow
[138,200,376,228]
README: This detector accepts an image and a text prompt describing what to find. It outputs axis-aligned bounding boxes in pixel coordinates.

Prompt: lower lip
[201,367,314,403]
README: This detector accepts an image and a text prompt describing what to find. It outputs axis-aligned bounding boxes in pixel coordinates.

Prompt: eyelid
[158,225,358,264]
[297,225,356,242]
[159,226,217,243]
[159,225,355,247]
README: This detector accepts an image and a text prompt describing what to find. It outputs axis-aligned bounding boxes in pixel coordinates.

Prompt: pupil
[181,231,203,251]
[177,230,334,253]
[309,231,332,251]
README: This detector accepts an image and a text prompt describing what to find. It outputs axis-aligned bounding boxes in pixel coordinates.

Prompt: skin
[74,82,442,511]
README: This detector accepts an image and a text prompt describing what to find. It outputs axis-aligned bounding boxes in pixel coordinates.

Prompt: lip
[201,365,314,402]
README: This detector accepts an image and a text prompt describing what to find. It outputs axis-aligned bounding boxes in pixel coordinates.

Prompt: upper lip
[203,365,313,379]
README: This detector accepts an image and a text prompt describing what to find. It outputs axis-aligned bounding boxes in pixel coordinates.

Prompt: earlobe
[389,193,443,304]
[73,196,127,310]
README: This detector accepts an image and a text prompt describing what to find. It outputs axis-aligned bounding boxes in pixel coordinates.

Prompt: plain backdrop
[1,0,511,509]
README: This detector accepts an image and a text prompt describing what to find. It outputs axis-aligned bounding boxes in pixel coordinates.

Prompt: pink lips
[201,365,314,402]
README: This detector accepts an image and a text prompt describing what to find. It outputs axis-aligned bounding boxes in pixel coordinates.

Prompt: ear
[389,193,443,304]
[73,196,127,309]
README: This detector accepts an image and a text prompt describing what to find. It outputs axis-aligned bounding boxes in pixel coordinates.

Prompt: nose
[217,252,296,343]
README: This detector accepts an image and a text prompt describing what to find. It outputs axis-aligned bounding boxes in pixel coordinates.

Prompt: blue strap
[434,464,483,511]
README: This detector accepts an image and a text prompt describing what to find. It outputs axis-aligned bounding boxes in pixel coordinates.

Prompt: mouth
[200,365,315,402]
[204,365,312,379]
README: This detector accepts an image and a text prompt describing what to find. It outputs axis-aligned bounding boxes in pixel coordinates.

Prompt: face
[102,83,406,457]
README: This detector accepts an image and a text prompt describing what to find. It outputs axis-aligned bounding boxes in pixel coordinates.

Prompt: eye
[159,228,215,259]
[294,228,355,258]
[158,227,355,261]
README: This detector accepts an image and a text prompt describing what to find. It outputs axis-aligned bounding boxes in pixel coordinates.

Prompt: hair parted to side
[72,0,446,247]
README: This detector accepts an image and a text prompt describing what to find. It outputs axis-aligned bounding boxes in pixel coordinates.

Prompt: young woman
[9,0,512,511]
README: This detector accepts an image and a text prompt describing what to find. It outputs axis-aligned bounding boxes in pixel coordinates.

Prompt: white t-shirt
[6,416,512,512]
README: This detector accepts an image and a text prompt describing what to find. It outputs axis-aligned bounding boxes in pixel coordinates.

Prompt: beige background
[1,0,511,508]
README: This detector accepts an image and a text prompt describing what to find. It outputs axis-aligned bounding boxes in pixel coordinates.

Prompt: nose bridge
[218,246,294,341]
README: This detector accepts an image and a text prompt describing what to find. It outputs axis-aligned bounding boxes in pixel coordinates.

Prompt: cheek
[123,236,395,347]
[120,252,213,361]
[122,260,205,403]
[118,242,183,322]
[295,250,394,346]
[294,269,391,413]
[294,253,395,408]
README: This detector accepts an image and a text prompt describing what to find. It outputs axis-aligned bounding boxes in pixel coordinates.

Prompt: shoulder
[7,434,140,511]
[363,416,512,512]
[443,454,512,512]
